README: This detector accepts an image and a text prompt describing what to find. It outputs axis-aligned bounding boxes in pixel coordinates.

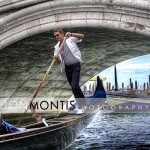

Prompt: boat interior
[25,113,84,129]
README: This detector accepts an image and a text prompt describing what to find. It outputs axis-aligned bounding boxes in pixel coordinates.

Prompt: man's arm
[65,32,84,39]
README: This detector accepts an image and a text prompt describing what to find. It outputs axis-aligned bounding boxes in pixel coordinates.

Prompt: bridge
[0,0,150,101]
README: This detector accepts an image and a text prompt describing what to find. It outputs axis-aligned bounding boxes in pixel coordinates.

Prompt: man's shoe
[76,109,84,115]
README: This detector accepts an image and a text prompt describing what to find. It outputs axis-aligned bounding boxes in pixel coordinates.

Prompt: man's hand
[65,32,71,38]
[53,55,61,63]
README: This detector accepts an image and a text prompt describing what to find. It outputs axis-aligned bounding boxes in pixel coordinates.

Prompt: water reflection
[67,111,150,149]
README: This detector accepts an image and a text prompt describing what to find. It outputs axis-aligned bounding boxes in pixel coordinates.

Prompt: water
[67,112,150,150]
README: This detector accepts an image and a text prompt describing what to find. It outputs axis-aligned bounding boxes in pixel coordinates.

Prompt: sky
[82,54,150,91]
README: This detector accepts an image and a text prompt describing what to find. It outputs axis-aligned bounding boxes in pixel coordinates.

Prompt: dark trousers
[65,62,85,99]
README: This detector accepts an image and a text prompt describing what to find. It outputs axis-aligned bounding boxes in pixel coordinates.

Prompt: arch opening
[0,27,150,101]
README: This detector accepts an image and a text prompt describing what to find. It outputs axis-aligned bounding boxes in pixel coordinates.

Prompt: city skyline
[82,54,150,91]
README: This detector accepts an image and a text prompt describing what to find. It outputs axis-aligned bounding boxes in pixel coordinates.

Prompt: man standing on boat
[53,28,85,113]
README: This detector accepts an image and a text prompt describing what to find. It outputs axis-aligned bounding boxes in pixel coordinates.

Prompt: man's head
[54,28,64,42]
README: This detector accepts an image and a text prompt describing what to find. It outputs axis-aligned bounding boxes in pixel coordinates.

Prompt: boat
[0,113,96,150]
[0,76,106,150]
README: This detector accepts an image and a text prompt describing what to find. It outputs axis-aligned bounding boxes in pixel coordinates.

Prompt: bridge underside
[0,27,150,100]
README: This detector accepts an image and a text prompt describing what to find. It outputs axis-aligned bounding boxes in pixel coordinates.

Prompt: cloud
[117,63,150,70]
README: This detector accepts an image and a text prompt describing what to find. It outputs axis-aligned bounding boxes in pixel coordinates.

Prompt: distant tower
[130,78,133,89]
[92,83,95,93]
[83,85,87,95]
[89,84,91,92]
[109,82,111,90]
[148,75,150,95]
[106,82,109,91]
[144,83,146,91]
[122,82,124,88]
[149,75,150,88]
[135,80,138,89]
[114,65,118,91]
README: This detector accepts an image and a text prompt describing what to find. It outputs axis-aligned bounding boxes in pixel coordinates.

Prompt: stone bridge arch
[0,0,150,50]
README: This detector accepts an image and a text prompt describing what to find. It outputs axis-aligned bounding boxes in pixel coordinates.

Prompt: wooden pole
[16,37,66,127]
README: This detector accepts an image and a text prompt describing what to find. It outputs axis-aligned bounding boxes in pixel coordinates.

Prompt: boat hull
[0,113,95,150]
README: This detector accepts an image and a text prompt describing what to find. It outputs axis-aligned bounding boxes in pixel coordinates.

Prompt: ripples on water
[67,112,150,150]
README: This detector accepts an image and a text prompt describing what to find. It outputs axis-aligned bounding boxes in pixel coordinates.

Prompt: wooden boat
[0,112,97,150]
[0,76,106,149]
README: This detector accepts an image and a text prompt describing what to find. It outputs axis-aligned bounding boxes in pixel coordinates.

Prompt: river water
[67,111,150,150]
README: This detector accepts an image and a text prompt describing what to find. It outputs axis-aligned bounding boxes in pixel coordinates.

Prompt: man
[53,28,85,113]
[0,112,26,134]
